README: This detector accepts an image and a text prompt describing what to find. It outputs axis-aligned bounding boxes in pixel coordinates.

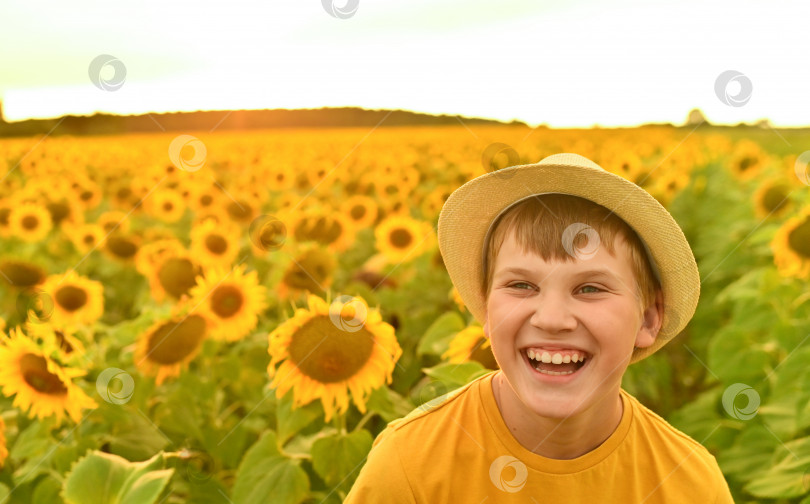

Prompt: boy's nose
[528,292,578,333]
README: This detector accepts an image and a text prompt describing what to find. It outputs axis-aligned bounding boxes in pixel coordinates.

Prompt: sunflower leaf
[310,429,372,489]
[61,450,173,504]
[231,431,309,504]
[416,312,466,357]
[276,391,322,446]
[422,361,487,389]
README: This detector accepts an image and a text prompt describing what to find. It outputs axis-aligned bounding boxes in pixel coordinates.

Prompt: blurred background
[1,1,809,503]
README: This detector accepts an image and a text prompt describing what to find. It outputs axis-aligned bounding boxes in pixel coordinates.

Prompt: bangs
[483,194,660,314]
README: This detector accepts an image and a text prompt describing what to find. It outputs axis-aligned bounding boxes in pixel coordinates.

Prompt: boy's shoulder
[620,389,722,470]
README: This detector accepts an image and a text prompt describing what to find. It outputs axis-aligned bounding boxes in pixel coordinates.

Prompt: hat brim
[437,153,700,363]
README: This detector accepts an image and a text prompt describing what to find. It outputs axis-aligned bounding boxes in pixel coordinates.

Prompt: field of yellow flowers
[0,124,809,503]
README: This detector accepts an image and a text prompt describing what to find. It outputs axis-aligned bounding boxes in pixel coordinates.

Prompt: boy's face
[484,229,660,420]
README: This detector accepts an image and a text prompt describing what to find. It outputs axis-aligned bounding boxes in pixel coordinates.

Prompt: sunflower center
[147,315,207,364]
[163,202,174,212]
[47,202,70,224]
[350,204,366,220]
[0,207,10,225]
[0,261,45,287]
[158,258,198,298]
[259,224,284,249]
[738,156,756,172]
[20,353,67,395]
[288,315,375,383]
[83,234,95,245]
[210,285,244,318]
[80,190,94,201]
[283,251,333,292]
[55,330,74,353]
[21,215,39,230]
[55,285,88,312]
[200,195,213,206]
[762,185,788,214]
[107,235,138,258]
[205,234,228,255]
[227,201,252,222]
[788,218,810,258]
[390,228,413,249]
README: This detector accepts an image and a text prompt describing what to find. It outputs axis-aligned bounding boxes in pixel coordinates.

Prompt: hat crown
[536,153,604,171]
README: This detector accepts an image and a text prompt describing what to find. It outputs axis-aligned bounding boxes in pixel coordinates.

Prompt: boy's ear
[635,289,663,349]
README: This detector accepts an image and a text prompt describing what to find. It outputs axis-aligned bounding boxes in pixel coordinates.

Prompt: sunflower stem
[333,411,347,434]
[353,411,375,432]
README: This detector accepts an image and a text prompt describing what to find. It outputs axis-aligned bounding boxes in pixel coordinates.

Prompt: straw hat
[437,153,700,363]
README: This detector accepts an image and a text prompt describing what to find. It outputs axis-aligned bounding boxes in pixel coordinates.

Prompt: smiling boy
[344,153,734,503]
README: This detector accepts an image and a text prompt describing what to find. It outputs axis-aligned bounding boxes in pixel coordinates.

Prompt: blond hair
[483,194,660,316]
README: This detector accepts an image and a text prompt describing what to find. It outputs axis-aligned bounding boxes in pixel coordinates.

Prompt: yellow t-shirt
[344,370,734,503]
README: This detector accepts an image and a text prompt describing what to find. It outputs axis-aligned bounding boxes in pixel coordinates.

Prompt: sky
[1,0,808,127]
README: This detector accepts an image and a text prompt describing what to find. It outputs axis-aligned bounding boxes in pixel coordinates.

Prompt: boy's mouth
[521,347,589,376]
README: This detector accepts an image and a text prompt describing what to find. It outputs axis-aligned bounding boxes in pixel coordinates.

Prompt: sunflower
[753,179,793,220]
[450,286,467,313]
[374,215,435,264]
[648,169,690,208]
[340,195,379,230]
[278,247,337,300]
[189,265,268,342]
[0,198,13,238]
[291,210,356,253]
[190,218,241,270]
[0,327,97,425]
[26,321,87,364]
[442,324,499,370]
[109,179,141,210]
[40,271,104,327]
[0,259,46,289]
[268,167,296,192]
[68,223,106,254]
[186,184,222,214]
[771,206,810,279]
[97,210,131,234]
[267,293,402,422]
[103,232,141,263]
[148,189,186,223]
[44,194,84,230]
[224,196,257,225]
[8,202,53,243]
[72,178,103,211]
[147,250,202,303]
[135,311,210,385]
[729,140,769,183]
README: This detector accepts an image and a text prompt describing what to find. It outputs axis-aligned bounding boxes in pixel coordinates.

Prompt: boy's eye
[509,282,533,290]
[580,285,602,294]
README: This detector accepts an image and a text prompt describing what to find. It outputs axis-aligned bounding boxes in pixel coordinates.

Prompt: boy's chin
[520,392,587,420]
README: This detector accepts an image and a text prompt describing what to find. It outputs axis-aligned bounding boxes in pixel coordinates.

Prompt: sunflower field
[0,124,810,503]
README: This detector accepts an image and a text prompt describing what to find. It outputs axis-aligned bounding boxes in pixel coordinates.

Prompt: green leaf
[0,483,9,504]
[744,435,810,499]
[231,431,309,504]
[365,386,413,423]
[422,361,487,389]
[62,451,173,504]
[33,477,64,504]
[416,312,466,357]
[275,391,322,446]
[310,430,373,489]
[716,425,779,477]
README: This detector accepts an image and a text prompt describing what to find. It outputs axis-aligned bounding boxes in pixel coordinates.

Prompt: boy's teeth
[572,355,578,363]
[551,353,563,364]
[528,349,535,360]
[541,352,552,363]
[563,355,571,363]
